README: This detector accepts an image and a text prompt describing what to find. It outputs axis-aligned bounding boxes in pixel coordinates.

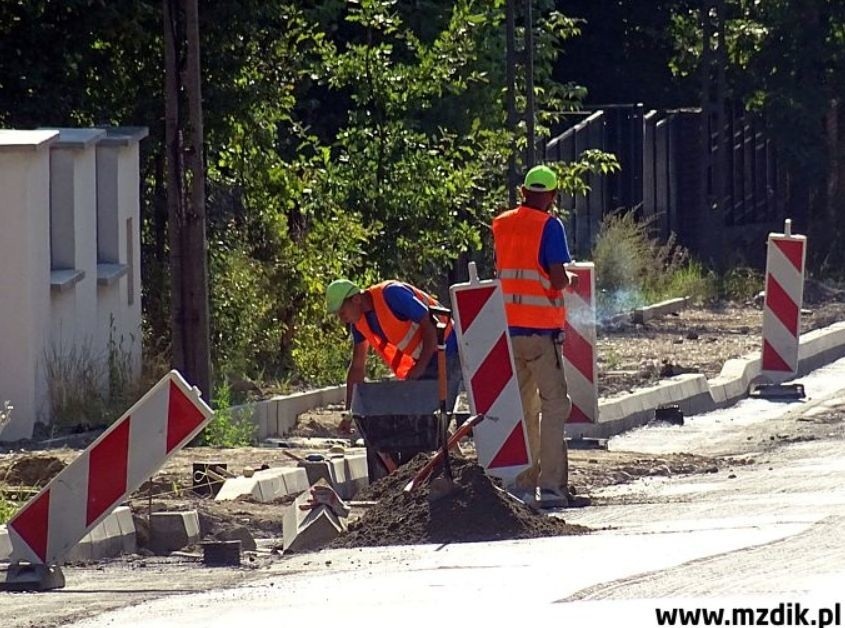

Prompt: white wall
[95,129,146,379]
[49,130,102,356]
[0,127,147,441]
[0,130,57,440]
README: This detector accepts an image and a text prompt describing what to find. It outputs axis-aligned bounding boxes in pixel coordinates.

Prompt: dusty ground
[1,295,844,626]
[597,296,845,398]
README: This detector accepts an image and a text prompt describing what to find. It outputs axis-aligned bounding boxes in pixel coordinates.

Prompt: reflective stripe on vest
[353,281,452,379]
[497,268,556,292]
[502,292,566,308]
[492,205,566,329]
[395,321,423,359]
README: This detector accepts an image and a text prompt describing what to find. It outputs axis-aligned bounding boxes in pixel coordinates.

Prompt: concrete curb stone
[1,506,136,564]
[568,321,845,440]
[632,297,690,324]
[282,487,347,553]
[214,455,368,503]
[148,510,201,556]
[233,385,346,439]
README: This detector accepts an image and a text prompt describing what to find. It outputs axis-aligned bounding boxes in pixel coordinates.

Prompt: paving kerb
[282,487,347,553]
[568,320,845,440]
[0,526,10,560]
[214,458,364,503]
[214,475,262,502]
[113,506,137,555]
[148,511,201,556]
[632,296,690,324]
[0,507,137,564]
[233,386,346,439]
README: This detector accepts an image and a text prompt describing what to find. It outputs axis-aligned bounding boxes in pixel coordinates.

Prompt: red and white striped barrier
[450,263,531,484]
[7,371,213,565]
[761,219,807,382]
[563,262,598,423]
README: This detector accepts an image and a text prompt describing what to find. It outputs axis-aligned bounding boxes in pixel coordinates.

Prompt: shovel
[403,413,485,494]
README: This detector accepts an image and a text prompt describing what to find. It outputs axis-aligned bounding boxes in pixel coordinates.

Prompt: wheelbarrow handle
[402,414,485,493]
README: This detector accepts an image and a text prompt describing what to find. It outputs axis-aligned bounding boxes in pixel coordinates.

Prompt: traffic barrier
[7,370,213,565]
[450,263,531,484]
[761,219,807,382]
[563,262,598,423]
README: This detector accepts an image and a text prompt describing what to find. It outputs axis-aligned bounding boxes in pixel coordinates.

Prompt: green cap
[523,165,557,192]
[326,279,361,313]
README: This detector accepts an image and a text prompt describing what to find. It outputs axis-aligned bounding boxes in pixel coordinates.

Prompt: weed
[0,493,18,524]
[43,339,108,430]
[721,266,764,303]
[43,320,146,433]
[196,380,256,448]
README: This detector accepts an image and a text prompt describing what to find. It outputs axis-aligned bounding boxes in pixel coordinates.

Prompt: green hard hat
[326,279,361,313]
[523,165,558,192]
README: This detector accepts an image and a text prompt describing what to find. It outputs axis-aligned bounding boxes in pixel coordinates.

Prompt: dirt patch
[597,300,845,397]
[333,455,587,548]
[568,450,721,491]
[288,407,349,438]
[0,455,65,486]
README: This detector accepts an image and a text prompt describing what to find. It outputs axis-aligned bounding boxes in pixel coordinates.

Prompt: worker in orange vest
[492,164,589,509]
[326,279,461,430]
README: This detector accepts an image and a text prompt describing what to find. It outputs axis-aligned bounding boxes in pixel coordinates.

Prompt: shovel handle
[403,413,485,493]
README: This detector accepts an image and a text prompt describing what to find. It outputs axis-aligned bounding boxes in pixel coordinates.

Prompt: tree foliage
[1,0,619,389]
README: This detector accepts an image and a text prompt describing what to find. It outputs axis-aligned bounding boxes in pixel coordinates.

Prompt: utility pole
[700,0,728,267]
[505,0,518,206]
[524,0,536,169]
[163,0,212,399]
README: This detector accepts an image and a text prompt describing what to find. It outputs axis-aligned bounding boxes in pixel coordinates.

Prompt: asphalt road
[67,357,845,628]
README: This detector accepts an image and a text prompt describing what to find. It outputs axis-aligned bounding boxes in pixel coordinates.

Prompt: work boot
[562,485,591,508]
[535,487,569,509]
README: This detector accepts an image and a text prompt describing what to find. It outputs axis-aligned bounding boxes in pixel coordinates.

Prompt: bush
[592,212,717,316]
[645,259,718,305]
[196,381,256,448]
[721,266,764,302]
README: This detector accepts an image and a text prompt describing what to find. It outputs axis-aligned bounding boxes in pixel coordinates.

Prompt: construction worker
[492,164,589,509]
[326,279,461,429]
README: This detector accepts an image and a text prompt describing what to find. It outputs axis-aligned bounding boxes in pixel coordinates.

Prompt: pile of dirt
[334,455,588,548]
[0,455,65,486]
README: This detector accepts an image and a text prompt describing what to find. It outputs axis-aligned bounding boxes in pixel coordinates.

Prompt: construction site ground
[2,294,845,627]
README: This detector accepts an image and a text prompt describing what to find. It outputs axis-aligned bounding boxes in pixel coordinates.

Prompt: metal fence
[544,103,784,267]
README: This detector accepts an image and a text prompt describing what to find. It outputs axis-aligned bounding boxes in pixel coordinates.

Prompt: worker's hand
[567,271,580,291]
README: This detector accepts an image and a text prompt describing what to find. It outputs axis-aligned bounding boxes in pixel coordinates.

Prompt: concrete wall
[0,127,147,441]
[95,129,146,378]
[48,130,103,360]
[0,131,57,440]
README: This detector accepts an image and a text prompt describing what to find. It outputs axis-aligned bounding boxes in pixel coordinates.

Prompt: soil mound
[335,455,588,548]
[1,455,65,487]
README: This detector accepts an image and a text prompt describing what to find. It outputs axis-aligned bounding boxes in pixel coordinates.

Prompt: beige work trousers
[511,334,571,492]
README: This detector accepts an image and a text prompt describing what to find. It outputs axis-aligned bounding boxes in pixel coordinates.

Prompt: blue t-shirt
[509,216,572,337]
[350,283,458,356]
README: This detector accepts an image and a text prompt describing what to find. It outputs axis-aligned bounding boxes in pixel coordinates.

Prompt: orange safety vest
[492,205,567,329]
[353,281,454,379]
